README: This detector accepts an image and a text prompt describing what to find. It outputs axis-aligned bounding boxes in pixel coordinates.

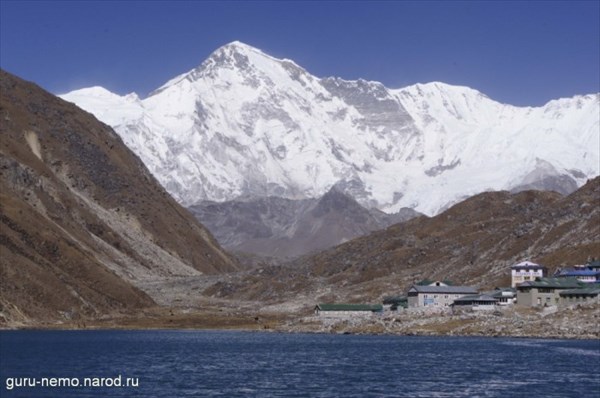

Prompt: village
[314,259,600,317]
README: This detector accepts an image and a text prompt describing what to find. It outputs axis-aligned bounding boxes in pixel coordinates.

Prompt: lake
[1,330,599,397]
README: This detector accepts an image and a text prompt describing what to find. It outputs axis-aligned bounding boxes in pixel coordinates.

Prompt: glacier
[60,41,600,216]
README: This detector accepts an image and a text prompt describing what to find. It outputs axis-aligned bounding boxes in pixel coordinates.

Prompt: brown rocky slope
[0,70,238,325]
[189,187,419,260]
[206,177,599,304]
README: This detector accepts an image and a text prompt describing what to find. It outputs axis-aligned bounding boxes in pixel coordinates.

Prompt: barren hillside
[0,70,238,325]
[204,178,599,305]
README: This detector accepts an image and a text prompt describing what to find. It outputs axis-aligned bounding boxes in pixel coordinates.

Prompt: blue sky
[1,1,598,106]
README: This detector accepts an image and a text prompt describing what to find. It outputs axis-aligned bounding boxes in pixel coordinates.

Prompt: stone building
[559,287,600,307]
[407,281,477,309]
[516,277,581,307]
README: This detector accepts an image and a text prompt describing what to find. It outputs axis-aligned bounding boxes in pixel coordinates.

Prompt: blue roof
[557,270,600,277]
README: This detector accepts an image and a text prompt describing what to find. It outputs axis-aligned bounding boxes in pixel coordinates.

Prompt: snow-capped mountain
[60,41,600,216]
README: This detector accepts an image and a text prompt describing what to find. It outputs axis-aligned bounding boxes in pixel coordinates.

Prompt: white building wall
[511,269,545,287]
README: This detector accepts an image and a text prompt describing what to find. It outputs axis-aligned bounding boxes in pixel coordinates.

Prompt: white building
[510,261,547,288]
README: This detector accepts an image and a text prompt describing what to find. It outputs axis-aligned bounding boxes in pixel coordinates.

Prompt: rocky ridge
[189,187,420,259]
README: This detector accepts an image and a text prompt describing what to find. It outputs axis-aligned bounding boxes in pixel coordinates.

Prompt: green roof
[453,294,498,303]
[559,287,600,297]
[518,277,583,289]
[382,296,407,305]
[316,304,383,312]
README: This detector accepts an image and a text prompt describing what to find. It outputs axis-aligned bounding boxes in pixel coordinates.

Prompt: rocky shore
[274,303,600,340]
[3,302,598,341]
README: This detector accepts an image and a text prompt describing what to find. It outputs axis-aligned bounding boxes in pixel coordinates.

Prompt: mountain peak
[401,81,486,99]
[62,85,119,98]
[220,40,260,52]
[312,186,364,217]
[61,44,600,217]
[149,42,268,95]
[208,40,271,63]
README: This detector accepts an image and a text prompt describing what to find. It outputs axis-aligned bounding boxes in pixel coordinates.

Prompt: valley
[1,51,598,338]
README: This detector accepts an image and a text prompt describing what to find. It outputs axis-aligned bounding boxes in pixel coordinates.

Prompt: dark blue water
[1,330,599,397]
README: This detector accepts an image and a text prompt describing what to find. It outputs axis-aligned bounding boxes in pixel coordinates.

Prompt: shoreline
[2,303,598,340]
[1,325,597,341]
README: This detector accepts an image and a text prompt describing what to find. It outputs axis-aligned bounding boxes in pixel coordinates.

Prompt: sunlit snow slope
[61,41,600,216]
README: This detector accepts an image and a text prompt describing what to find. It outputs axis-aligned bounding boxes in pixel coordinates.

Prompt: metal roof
[382,296,407,305]
[316,304,383,312]
[559,287,600,297]
[487,288,517,298]
[409,285,478,294]
[518,277,582,289]
[557,270,600,277]
[453,294,498,303]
